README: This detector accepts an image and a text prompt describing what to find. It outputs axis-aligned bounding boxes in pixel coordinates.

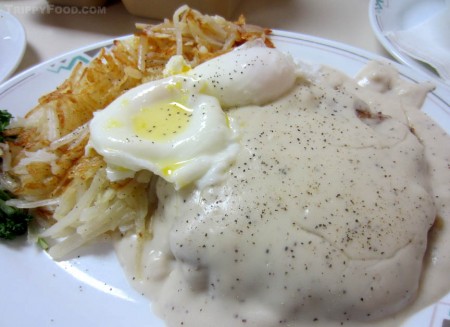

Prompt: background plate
[368,0,449,87]
[0,10,26,83]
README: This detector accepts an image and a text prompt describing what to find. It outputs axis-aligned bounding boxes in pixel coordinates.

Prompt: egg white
[189,46,298,108]
[88,75,239,189]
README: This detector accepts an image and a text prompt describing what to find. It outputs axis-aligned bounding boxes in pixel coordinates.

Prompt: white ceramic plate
[368,0,449,86]
[0,10,26,83]
[0,31,449,327]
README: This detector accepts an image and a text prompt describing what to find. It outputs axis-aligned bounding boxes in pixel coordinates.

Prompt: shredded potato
[0,6,272,259]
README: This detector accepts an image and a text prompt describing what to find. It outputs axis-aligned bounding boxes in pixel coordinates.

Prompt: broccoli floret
[0,190,33,240]
[0,109,13,142]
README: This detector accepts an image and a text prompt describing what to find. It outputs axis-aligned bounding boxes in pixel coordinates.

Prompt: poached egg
[88,46,298,189]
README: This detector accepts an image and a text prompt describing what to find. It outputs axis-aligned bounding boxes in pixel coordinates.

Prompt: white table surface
[0,0,390,79]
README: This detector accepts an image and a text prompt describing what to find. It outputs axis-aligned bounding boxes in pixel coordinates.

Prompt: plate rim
[1,30,449,104]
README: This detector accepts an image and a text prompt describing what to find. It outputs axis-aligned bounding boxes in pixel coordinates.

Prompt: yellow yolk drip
[162,161,187,177]
[132,100,192,141]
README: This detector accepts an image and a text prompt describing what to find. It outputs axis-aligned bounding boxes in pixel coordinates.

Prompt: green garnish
[0,190,33,240]
[0,109,13,143]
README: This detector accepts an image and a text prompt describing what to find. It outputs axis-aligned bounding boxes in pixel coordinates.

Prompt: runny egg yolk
[132,100,193,141]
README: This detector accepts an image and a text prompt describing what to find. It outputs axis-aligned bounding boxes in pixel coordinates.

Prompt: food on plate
[0,5,271,256]
[1,6,450,327]
[114,58,450,326]
[0,188,33,239]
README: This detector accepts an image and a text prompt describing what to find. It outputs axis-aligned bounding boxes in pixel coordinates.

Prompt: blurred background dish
[369,0,450,86]
[0,10,26,83]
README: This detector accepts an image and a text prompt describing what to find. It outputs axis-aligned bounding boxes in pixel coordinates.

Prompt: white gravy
[115,61,450,327]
